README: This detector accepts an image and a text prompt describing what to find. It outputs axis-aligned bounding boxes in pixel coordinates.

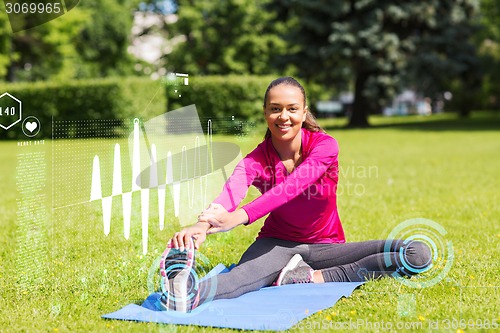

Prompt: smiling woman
[161,76,432,313]
[263,77,322,141]
[264,80,308,173]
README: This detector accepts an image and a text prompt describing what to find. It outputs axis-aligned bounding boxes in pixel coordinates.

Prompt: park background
[0,0,499,332]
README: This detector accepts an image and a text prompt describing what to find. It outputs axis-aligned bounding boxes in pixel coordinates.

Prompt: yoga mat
[102,264,363,331]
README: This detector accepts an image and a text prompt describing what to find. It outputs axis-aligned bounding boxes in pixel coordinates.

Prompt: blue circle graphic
[384,218,454,288]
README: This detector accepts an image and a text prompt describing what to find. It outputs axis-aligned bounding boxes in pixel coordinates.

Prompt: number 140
[0,107,16,116]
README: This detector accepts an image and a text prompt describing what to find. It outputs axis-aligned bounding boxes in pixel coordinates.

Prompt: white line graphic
[89,117,214,255]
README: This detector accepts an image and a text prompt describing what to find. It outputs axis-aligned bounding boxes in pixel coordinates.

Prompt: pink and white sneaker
[275,254,314,286]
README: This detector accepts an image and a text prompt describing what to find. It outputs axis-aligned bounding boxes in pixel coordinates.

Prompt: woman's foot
[158,241,199,312]
[275,254,314,285]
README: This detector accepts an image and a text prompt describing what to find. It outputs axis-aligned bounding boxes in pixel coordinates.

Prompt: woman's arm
[198,205,249,234]
[167,147,263,247]
[211,146,264,212]
[168,203,250,248]
[203,136,338,232]
[242,136,338,223]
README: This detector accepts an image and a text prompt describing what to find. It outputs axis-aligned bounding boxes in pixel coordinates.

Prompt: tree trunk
[459,106,471,118]
[458,83,475,118]
[6,40,15,82]
[347,71,370,128]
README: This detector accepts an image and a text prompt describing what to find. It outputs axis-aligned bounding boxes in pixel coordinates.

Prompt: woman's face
[264,84,307,142]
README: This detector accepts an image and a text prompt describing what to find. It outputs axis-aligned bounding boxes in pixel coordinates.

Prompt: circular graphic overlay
[147,249,217,316]
[22,116,41,137]
[384,218,454,288]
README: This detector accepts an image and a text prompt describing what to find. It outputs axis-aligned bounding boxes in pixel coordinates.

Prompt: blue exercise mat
[102,264,363,331]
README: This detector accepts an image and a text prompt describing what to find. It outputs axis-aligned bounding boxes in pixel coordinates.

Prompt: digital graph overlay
[90,117,210,254]
[90,106,242,255]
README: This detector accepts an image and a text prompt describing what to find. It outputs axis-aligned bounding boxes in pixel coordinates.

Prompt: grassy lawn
[0,111,499,332]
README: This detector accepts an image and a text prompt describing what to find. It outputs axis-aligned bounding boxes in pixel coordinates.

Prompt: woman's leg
[199,237,309,300]
[305,239,432,282]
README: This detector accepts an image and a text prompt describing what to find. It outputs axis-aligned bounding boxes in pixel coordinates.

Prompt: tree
[271,0,480,126]
[2,6,88,81]
[475,0,500,110]
[0,2,11,79]
[165,0,289,75]
[73,0,136,77]
[0,0,137,81]
[404,1,481,117]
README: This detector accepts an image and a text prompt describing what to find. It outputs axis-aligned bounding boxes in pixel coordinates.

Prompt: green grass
[1,111,499,332]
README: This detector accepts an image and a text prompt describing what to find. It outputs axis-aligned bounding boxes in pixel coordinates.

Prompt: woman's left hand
[198,205,249,234]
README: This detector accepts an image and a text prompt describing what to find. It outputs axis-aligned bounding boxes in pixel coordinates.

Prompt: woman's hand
[168,222,210,250]
[199,206,249,234]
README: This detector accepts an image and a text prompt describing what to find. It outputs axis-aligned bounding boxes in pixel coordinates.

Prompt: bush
[121,77,168,120]
[166,75,275,134]
[0,77,167,139]
[166,75,321,134]
[0,75,317,139]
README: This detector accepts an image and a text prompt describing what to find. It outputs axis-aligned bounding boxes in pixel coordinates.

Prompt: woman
[161,77,432,312]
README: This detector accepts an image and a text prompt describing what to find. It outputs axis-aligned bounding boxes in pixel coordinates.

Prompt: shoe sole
[159,239,196,311]
[276,254,303,286]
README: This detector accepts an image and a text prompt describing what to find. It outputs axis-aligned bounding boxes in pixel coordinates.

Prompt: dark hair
[263,76,323,139]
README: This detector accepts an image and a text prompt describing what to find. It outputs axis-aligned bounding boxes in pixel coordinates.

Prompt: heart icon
[26,121,38,133]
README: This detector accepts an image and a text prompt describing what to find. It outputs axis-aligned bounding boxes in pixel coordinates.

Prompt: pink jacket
[214,128,345,243]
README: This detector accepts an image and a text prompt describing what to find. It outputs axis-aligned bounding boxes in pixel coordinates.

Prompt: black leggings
[199,238,432,301]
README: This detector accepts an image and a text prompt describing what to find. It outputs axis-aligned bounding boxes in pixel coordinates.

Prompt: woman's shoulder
[244,137,271,160]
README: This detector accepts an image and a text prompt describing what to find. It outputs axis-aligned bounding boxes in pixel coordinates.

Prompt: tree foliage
[475,0,500,110]
[0,0,137,81]
[405,1,481,117]
[0,0,491,122]
[271,0,480,126]
[166,0,290,75]
[0,2,11,79]
[0,3,88,81]
[74,0,136,77]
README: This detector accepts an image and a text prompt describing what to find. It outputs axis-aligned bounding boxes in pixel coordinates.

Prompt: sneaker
[275,254,314,286]
[158,240,199,312]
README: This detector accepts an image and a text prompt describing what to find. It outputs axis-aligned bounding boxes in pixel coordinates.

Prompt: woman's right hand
[168,222,210,251]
